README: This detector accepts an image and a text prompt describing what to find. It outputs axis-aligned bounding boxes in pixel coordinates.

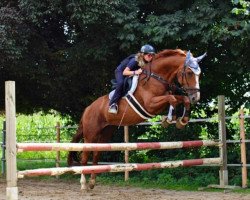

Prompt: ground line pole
[218,95,228,187]
[124,126,129,181]
[239,109,247,188]
[5,81,18,200]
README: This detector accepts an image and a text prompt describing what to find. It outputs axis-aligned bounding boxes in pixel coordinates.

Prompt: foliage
[232,0,250,15]
[0,7,30,62]
[0,0,249,120]
[0,111,75,160]
[0,0,250,186]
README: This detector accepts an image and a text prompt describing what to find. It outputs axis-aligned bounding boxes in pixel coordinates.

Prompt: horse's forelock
[154,49,186,60]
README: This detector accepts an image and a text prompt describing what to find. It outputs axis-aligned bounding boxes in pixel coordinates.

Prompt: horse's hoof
[176,118,188,129]
[80,185,88,191]
[89,184,95,190]
[161,116,172,128]
[89,179,95,190]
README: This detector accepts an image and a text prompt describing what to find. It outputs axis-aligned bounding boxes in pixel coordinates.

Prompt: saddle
[111,76,132,92]
[109,76,139,100]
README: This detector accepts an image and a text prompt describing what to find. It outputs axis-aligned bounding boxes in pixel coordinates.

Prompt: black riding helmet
[140,44,155,54]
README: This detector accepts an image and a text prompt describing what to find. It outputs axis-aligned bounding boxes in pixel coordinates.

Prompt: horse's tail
[67,122,83,166]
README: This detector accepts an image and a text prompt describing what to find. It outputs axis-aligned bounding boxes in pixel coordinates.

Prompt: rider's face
[143,54,153,62]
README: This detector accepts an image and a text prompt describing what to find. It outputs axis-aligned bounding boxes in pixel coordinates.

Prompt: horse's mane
[154,49,186,60]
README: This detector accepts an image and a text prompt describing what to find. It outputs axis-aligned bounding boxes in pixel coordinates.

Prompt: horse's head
[143,49,206,104]
[176,51,206,104]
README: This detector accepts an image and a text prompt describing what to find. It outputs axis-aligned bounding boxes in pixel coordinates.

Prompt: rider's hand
[136,68,142,75]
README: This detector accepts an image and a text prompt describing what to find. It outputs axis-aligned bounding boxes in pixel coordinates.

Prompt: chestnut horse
[68,49,206,190]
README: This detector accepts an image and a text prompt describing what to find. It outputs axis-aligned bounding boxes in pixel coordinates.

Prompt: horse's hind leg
[80,150,90,190]
[80,173,87,190]
[89,125,116,189]
[88,151,100,189]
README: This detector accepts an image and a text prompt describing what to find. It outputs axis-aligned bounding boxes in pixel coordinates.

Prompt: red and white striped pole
[17,140,219,152]
[18,157,222,178]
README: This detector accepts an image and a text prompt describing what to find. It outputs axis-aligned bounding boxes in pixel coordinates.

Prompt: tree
[0,0,249,120]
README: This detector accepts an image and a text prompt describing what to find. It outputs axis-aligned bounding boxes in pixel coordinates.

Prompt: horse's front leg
[148,95,178,113]
[174,95,191,129]
[161,105,176,128]
[147,95,178,127]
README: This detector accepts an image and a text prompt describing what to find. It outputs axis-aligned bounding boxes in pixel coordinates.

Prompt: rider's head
[140,44,155,62]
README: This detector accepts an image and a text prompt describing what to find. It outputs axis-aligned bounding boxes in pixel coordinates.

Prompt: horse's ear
[186,50,191,59]
[184,50,191,67]
[196,52,207,62]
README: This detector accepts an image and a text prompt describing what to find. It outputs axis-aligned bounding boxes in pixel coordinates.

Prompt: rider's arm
[123,67,142,76]
[123,58,143,76]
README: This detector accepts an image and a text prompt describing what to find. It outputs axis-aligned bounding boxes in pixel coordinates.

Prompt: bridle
[176,65,200,96]
[141,62,200,96]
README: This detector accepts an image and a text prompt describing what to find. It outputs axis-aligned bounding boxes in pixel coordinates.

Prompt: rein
[142,64,200,96]
[142,69,185,94]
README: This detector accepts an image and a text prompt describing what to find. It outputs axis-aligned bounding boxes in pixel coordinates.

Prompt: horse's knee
[170,99,178,107]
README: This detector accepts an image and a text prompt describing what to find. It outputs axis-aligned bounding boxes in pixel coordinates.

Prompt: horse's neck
[150,59,182,83]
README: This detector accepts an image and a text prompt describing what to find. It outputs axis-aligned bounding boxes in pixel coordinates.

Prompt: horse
[67,49,206,190]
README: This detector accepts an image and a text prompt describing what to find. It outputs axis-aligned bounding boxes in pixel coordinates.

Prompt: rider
[108,44,156,114]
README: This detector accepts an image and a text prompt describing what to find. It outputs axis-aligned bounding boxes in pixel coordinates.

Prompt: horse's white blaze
[195,75,200,89]
[195,75,200,101]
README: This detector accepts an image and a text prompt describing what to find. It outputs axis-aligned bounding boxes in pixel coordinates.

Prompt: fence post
[124,126,129,181]
[1,121,6,176]
[239,109,248,188]
[56,122,60,179]
[218,95,228,187]
[5,81,18,200]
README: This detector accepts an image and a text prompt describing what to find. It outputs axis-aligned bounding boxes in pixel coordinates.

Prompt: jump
[67,48,206,190]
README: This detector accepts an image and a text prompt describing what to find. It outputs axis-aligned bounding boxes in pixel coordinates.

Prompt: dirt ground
[1,178,250,200]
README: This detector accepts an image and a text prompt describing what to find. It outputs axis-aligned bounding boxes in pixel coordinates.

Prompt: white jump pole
[5,81,18,200]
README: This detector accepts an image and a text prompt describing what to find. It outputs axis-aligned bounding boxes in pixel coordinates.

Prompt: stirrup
[108,104,118,114]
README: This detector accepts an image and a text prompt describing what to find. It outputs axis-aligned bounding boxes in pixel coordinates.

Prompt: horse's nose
[191,97,197,104]
[190,93,200,104]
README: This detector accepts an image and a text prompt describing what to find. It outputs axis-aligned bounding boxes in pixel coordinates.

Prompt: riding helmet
[140,44,155,54]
